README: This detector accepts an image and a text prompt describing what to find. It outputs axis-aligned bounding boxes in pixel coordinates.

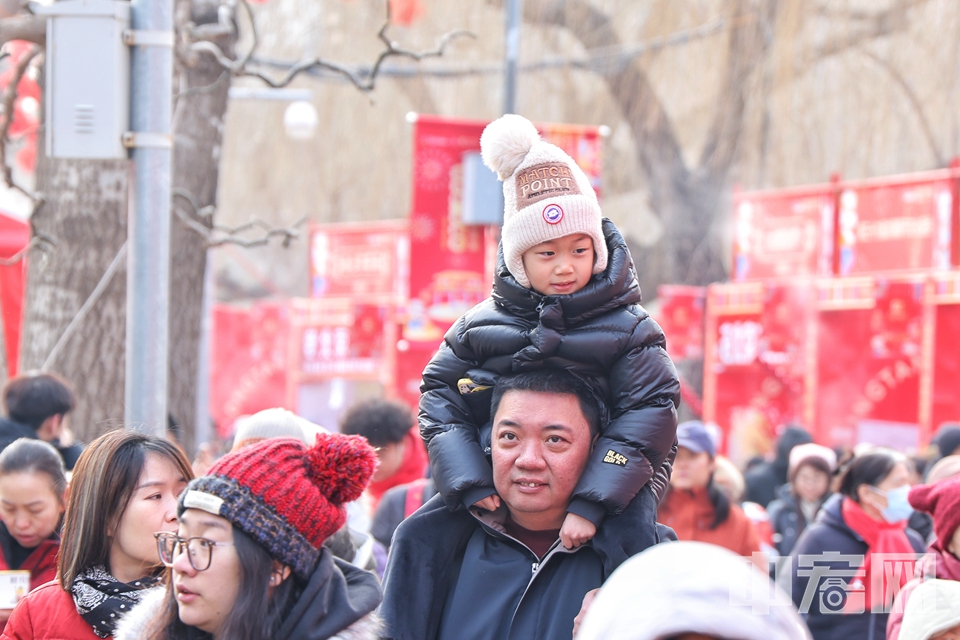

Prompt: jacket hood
[492,218,641,325]
[277,550,382,640]
[773,426,813,471]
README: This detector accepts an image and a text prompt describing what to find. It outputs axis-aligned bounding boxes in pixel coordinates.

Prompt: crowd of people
[0,114,957,639]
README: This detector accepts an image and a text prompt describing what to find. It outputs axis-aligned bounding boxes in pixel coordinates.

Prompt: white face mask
[870,485,914,523]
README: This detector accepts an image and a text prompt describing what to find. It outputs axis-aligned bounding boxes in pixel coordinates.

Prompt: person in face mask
[789,449,926,640]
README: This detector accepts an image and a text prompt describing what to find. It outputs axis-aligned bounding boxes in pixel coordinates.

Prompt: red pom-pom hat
[179,433,377,579]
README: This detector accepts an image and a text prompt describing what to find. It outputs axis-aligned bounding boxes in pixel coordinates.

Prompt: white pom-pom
[480,114,541,180]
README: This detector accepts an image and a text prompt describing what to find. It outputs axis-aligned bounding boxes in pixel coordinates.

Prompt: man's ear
[36,414,61,442]
[60,482,70,512]
[269,561,292,586]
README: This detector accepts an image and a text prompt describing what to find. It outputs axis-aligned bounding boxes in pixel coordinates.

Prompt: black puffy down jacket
[419,219,679,521]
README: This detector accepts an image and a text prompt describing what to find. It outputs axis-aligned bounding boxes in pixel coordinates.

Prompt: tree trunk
[516,0,776,291]
[167,0,235,453]
[21,155,129,442]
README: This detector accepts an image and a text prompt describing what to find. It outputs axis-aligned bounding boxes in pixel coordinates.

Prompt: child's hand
[560,512,596,549]
[472,494,501,512]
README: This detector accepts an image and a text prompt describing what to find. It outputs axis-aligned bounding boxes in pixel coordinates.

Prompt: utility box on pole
[36,0,130,159]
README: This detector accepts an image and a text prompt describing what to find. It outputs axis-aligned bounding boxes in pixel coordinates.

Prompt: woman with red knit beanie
[114,432,383,640]
[887,475,960,640]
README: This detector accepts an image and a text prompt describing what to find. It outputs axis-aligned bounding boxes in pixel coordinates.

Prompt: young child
[420,114,679,550]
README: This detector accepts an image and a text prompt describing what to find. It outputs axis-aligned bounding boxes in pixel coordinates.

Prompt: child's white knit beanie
[480,114,607,288]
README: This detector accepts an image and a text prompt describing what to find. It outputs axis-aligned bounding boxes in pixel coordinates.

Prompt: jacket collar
[491,218,642,325]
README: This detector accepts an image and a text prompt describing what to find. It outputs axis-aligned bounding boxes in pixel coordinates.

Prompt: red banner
[733,185,835,280]
[930,274,960,440]
[838,174,954,275]
[655,285,705,361]
[290,298,388,378]
[309,221,407,301]
[814,279,923,449]
[703,283,810,461]
[0,211,28,376]
[209,303,290,438]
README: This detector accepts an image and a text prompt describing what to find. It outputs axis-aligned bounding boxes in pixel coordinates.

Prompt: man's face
[372,440,406,483]
[491,390,593,531]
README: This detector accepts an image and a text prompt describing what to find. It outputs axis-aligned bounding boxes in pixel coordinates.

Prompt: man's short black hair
[3,372,75,430]
[340,398,415,448]
[490,370,602,438]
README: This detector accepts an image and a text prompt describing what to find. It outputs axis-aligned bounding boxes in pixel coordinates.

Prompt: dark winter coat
[767,484,828,557]
[744,426,812,508]
[789,494,925,640]
[419,220,680,523]
[112,550,383,640]
[372,478,438,549]
[0,418,83,471]
[380,493,673,640]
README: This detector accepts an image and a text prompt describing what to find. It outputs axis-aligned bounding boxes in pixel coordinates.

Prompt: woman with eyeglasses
[788,449,926,640]
[1,429,192,640]
[113,432,382,640]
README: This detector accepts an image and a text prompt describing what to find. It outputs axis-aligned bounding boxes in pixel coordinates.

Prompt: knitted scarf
[70,564,161,638]
[840,497,916,613]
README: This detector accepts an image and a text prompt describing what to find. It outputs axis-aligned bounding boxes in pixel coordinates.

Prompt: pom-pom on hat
[480,114,607,288]
[179,433,377,580]
[909,475,960,550]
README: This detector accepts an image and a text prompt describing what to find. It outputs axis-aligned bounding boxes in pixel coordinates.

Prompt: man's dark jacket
[419,220,680,523]
[744,426,812,508]
[0,417,83,470]
[380,493,674,640]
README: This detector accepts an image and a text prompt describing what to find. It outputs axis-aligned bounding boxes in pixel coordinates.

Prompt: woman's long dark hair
[152,527,300,640]
[58,430,193,589]
[706,474,731,529]
[666,472,731,530]
[836,449,906,503]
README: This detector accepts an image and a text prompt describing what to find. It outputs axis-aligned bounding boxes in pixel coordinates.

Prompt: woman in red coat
[1,430,193,640]
[0,440,67,628]
[657,421,763,562]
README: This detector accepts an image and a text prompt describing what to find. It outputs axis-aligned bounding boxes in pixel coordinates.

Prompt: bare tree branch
[697,2,771,178]
[0,43,41,201]
[503,0,691,187]
[803,0,930,67]
[0,232,51,265]
[857,46,946,167]
[0,14,44,47]
[173,188,305,248]
[188,0,473,92]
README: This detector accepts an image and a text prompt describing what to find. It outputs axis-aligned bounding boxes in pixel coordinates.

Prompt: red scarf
[841,497,917,612]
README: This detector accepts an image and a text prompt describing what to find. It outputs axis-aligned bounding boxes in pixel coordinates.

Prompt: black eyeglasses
[155,532,235,572]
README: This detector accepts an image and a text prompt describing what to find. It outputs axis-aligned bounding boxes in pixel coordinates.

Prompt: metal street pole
[125,0,173,434]
[504,0,522,114]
